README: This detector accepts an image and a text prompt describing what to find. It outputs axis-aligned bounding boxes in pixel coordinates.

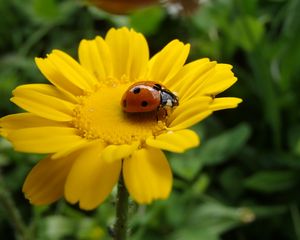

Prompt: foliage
[1,0,300,239]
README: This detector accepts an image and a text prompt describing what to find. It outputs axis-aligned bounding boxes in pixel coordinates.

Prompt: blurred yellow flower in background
[0,27,241,210]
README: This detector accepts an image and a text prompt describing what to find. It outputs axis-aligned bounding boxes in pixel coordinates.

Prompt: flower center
[73,82,167,145]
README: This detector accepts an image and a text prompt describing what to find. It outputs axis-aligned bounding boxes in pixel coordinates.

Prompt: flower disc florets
[73,82,167,145]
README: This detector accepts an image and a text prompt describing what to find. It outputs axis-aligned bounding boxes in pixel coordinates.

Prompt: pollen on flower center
[73,82,167,145]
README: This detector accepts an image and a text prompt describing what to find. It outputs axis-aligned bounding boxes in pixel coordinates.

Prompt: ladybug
[121,81,179,116]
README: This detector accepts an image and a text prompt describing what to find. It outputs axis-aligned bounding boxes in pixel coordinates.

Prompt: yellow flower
[0,27,241,210]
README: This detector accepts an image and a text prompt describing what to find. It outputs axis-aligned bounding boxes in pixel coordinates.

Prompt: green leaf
[282,0,300,37]
[129,6,165,35]
[219,167,244,199]
[169,149,203,180]
[231,15,264,51]
[33,0,59,20]
[244,170,298,193]
[40,215,75,239]
[250,205,287,218]
[191,174,210,195]
[171,228,219,240]
[288,125,300,156]
[77,218,105,240]
[189,202,253,226]
[174,202,255,239]
[198,123,251,166]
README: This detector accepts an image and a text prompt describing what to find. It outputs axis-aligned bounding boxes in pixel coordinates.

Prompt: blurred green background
[1,0,300,239]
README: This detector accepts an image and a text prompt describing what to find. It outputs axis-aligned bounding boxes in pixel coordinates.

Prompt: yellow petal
[123,147,172,204]
[168,96,212,130]
[23,154,76,205]
[95,36,114,77]
[186,64,237,98]
[11,84,75,122]
[16,84,77,102]
[79,37,113,82]
[200,64,237,95]
[209,97,243,111]
[0,113,66,137]
[64,141,121,210]
[49,50,99,92]
[170,59,217,100]
[147,40,190,83]
[7,127,83,153]
[105,28,149,80]
[146,129,199,153]
[0,129,5,137]
[51,138,91,159]
[35,57,83,96]
[101,142,139,163]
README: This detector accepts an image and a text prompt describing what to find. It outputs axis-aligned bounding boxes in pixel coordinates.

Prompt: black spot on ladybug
[133,87,141,94]
[122,99,127,107]
[153,84,161,91]
[141,101,148,107]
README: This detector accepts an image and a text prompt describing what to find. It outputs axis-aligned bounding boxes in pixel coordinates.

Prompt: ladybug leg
[165,106,172,117]
[156,106,171,121]
[156,106,165,121]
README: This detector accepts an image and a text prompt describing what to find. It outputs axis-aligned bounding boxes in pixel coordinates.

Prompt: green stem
[113,169,129,240]
[0,173,28,240]
[290,203,300,240]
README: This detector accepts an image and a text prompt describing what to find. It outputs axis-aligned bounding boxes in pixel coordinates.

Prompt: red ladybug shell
[121,81,161,113]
